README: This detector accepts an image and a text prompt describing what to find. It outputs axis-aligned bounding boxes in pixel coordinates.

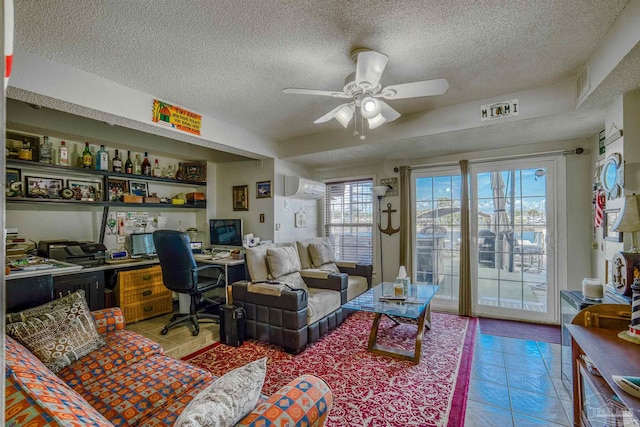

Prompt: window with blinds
[324,178,374,264]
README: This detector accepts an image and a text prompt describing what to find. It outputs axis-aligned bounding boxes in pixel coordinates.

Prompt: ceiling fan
[283,48,449,137]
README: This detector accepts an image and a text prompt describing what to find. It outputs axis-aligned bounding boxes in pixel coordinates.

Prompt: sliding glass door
[413,158,557,322]
[413,168,462,311]
[471,159,555,322]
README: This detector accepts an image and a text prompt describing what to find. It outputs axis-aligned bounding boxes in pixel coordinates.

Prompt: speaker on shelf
[219,304,245,347]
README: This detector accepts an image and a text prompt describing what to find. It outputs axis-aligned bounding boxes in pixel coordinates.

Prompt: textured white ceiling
[12,0,637,168]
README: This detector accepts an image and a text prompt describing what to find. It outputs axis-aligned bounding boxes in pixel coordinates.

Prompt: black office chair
[153,230,225,336]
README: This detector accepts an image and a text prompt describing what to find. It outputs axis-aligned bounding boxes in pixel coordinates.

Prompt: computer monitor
[209,219,243,248]
[130,233,156,257]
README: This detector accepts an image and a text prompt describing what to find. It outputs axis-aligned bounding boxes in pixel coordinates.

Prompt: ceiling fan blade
[379,100,401,122]
[378,78,449,99]
[313,103,354,127]
[283,88,351,98]
[355,51,389,90]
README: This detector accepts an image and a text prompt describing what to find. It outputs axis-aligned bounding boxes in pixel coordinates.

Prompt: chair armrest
[92,307,125,336]
[194,264,225,273]
[338,263,373,288]
[236,374,333,427]
[305,273,348,304]
[232,281,308,311]
[300,268,331,279]
[305,273,347,292]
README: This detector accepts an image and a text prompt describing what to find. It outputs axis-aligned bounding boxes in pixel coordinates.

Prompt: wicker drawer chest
[115,265,172,324]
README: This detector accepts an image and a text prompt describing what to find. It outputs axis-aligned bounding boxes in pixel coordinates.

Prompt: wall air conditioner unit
[284,176,325,199]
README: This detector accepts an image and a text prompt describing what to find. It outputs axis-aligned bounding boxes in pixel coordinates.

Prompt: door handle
[142,290,152,297]
[142,275,152,281]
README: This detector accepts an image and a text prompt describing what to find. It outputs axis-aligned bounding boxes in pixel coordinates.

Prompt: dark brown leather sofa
[231,240,371,353]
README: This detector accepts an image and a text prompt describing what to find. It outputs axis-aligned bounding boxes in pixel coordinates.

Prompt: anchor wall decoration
[379,202,400,235]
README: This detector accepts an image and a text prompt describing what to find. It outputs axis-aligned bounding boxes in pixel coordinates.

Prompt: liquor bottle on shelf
[141,152,151,176]
[59,141,69,166]
[82,142,93,169]
[96,145,109,171]
[18,140,33,161]
[133,153,142,175]
[125,150,133,174]
[152,159,162,178]
[39,136,52,164]
[112,149,122,173]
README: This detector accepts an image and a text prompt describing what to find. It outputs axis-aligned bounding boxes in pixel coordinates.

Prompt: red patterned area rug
[183,311,477,427]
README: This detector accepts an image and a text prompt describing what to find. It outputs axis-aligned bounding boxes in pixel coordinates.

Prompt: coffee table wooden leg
[412,311,427,363]
[368,313,383,351]
[424,303,432,330]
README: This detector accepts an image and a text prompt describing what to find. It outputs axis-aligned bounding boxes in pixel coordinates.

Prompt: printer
[38,240,107,267]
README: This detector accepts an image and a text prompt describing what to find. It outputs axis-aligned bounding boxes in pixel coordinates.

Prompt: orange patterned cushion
[237,374,332,427]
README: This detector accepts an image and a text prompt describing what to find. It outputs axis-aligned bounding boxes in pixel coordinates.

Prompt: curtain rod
[394,148,584,172]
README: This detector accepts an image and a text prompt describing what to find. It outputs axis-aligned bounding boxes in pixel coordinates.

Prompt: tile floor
[131,313,573,426]
[464,332,573,426]
[126,312,220,359]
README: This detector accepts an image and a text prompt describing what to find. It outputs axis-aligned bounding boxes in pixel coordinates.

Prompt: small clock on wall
[380,177,398,196]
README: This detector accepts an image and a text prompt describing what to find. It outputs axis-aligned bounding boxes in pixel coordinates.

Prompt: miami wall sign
[152,100,202,136]
[481,99,519,121]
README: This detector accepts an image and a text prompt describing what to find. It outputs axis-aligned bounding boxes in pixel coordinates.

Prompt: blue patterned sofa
[5,306,333,426]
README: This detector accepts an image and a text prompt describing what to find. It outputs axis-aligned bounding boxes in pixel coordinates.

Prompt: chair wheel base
[160,328,168,335]
[192,329,199,336]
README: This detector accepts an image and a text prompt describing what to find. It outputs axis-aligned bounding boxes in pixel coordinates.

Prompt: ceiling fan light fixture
[361,96,381,118]
[367,113,386,129]
[335,105,354,127]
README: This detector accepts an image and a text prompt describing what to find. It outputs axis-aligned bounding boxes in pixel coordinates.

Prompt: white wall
[273,159,321,243]
[215,158,275,245]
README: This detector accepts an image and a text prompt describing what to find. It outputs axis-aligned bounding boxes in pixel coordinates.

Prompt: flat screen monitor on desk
[210,219,243,249]
[130,233,157,258]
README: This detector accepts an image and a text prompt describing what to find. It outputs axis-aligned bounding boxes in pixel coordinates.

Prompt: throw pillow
[266,246,307,290]
[5,290,106,373]
[245,244,271,282]
[174,357,267,427]
[309,241,339,272]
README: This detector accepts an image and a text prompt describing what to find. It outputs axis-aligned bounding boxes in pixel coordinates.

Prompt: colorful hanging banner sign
[152,100,201,135]
[480,99,519,121]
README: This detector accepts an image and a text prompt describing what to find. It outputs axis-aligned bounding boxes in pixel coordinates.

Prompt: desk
[193,255,245,303]
[568,324,640,425]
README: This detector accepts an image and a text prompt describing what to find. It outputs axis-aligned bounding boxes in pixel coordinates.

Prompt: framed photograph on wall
[128,180,149,197]
[26,176,64,199]
[256,180,272,198]
[233,185,249,211]
[179,162,206,182]
[603,209,623,242]
[107,179,128,202]
[68,179,102,201]
[6,168,23,197]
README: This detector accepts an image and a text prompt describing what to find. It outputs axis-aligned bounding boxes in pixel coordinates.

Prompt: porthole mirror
[600,152,624,199]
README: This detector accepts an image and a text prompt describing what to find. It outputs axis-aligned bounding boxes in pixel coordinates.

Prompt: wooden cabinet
[115,265,172,323]
[568,304,639,426]
[53,271,105,311]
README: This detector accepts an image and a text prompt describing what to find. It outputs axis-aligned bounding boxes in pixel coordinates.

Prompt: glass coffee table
[343,282,439,363]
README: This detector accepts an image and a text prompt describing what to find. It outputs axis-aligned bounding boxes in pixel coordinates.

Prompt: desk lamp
[612,194,640,344]
[612,194,640,253]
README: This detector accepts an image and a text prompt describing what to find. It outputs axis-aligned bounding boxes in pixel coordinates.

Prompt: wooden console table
[568,323,640,425]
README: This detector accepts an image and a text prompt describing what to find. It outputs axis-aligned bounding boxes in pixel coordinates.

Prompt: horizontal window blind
[324,179,374,264]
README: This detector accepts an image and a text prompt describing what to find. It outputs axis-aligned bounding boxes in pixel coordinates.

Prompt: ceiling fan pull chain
[353,106,359,137]
[360,111,366,140]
